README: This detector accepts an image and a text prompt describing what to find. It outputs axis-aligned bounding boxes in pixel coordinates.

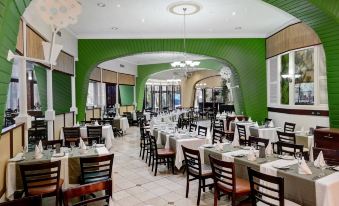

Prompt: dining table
[6,147,111,200]
[113,117,130,132]
[199,143,339,206]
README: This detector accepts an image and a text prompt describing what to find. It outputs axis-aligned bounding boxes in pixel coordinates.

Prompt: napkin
[231,136,240,147]
[298,158,312,175]
[35,145,42,159]
[232,111,235,116]
[248,117,252,122]
[94,121,99,126]
[254,121,259,128]
[247,150,256,161]
[9,153,24,162]
[265,140,273,155]
[79,138,87,150]
[215,142,223,151]
[95,147,109,155]
[234,117,239,122]
[268,121,274,128]
[75,121,80,127]
[38,140,43,152]
[314,151,327,168]
[109,197,114,206]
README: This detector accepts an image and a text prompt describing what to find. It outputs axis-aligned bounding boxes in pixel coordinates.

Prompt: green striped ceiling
[0,0,339,130]
[136,59,245,114]
[77,38,267,122]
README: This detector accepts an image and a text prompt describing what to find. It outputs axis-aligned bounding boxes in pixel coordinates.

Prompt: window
[144,83,181,111]
[267,45,327,108]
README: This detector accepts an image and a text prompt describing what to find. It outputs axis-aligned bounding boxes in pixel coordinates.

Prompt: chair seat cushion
[190,164,213,177]
[217,177,250,195]
[28,179,64,196]
[158,149,175,156]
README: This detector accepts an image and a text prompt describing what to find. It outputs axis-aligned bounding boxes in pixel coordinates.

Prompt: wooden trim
[266,43,322,59]
[266,22,301,39]
[10,131,13,158]
[21,124,25,147]
[63,113,66,127]
[1,123,25,135]
[268,107,329,116]
[26,24,48,41]
[52,69,74,77]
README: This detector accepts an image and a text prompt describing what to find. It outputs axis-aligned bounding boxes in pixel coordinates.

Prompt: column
[70,74,78,123]
[45,69,55,140]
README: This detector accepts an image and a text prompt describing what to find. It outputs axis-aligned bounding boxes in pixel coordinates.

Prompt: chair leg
[203,179,206,192]
[197,179,202,206]
[214,187,218,206]
[185,174,189,198]
[167,157,170,170]
[154,158,158,176]
[139,143,142,157]
[142,147,146,160]
[232,193,236,206]
[152,155,155,171]
[148,152,152,167]
[171,157,175,174]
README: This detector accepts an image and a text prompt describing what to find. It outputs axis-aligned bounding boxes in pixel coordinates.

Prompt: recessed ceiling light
[111,27,119,30]
[235,26,242,30]
[141,18,145,23]
[97,2,106,7]
[232,11,236,16]
[117,4,121,8]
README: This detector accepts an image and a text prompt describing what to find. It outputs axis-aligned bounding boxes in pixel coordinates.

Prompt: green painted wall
[34,65,47,111]
[77,39,267,122]
[263,0,339,127]
[119,85,134,106]
[135,59,245,114]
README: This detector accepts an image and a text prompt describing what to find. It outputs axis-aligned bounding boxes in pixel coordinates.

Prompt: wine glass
[70,142,75,152]
[47,145,53,156]
[295,152,303,164]
[92,140,97,148]
[251,142,257,150]
[319,160,327,177]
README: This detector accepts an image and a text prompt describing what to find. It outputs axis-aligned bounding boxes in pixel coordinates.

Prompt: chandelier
[171,8,200,70]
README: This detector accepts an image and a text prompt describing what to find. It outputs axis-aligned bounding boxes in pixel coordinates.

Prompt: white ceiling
[109,52,209,65]
[149,67,210,80]
[70,0,299,39]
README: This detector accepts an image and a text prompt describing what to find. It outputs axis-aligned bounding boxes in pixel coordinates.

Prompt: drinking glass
[47,145,53,156]
[251,142,257,150]
[70,142,75,151]
[92,140,97,148]
[295,152,303,164]
[21,145,27,154]
[319,160,327,177]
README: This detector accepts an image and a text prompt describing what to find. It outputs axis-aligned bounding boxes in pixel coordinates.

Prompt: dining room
[0,0,338,206]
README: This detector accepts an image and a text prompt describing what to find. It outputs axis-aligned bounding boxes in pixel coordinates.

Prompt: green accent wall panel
[34,65,47,111]
[77,38,267,122]
[119,85,134,106]
[263,0,339,127]
[53,71,72,114]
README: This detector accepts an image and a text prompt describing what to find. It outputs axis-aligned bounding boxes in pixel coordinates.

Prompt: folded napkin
[247,150,256,161]
[231,136,240,147]
[35,145,42,159]
[215,142,224,151]
[265,140,273,155]
[109,197,114,206]
[79,138,87,150]
[75,121,80,127]
[268,121,274,128]
[298,158,312,175]
[234,117,239,122]
[254,121,259,128]
[94,120,99,126]
[248,117,252,122]
[314,151,327,168]
[232,111,235,115]
[95,147,109,155]
[38,140,43,153]
[9,153,24,162]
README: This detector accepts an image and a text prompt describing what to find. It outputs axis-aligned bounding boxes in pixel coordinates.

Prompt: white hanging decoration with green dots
[35,0,82,31]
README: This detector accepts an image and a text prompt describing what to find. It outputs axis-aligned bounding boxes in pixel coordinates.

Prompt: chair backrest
[248,136,269,149]
[212,129,225,144]
[247,167,284,206]
[249,126,259,137]
[149,135,159,156]
[0,196,42,206]
[182,146,202,176]
[42,140,63,149]
[63,179,112,206]
[19,161,61,196]
[198,126,207,136]
[313,147,339,165]
[189,123,197,132]
[90,118,102,122]
[277,141,303,156]
[219,119,224,130]
[63,127,81,147]
[284,122,296,133]
[209,155,236,193]
[80,154,114,184]
[87,126,102,138]
[277,131,296,144]
[237,124,247,138]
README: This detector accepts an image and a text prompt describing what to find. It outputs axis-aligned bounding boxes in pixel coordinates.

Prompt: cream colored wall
[181,70,221,107]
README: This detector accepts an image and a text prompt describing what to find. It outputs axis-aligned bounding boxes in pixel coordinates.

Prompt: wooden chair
[80,154,114,184]
[313,147,339,165]
[182,146,213,206]
[87,126,103,144]
[237,124,249,146]
[225,130,234,142]
[42,140,63,149]
[277,141,304,156]
[248,136,269,149]
[211,118,224,132]
[149,136,175,176]
[63,179,112,206]
[198,126,208,136]
[209,156,250,206]
[284,122,296,133]
[0,196,42,206]
[247,167,284,206]
[189,123,197,132]
[90,118,102,123]
[19,161,63,206]
[63,127,80,147]
[212,129,225,144]
[277,131,296,144]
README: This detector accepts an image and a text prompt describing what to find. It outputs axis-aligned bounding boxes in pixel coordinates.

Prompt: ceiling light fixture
[235,26,242,30]
[97,2,106,7]
[170,7,200,75]
[232,11,236,16]
[141,18,145,23]
[117,4,121,8]
[111,27,118,30]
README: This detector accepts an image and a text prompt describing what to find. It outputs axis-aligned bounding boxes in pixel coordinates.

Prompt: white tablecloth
[232,122,254,146]
[60,125,114,150]
[258,127,279,142]
[144,112,151,121]
[115,117,130,132]
[315,172,339,206]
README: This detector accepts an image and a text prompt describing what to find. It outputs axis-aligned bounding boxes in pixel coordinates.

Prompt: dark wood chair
[189,123,197,132]
[211,117,224,132]
[209,156,250,206]
[284,122,296,133]
[225,130,234,142]
[277,141,304,156]
[212,129,225,144]
[19,161,63,206]
[0,196,42,206]
[63,179,112,206]
[248,136,269,149]
[87,126,103,144]
[182,146,213,206]
[247,167,284,206]
[313,147,339,165]
[277,131,296,144]
[80,154,114,184]
[140,127,151,161]
[42,140,63,149]
[63,127,81,147]
[90,118,102,123]
[149,136,175,176]
[237,124,249,146]
[198,126,208,136]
